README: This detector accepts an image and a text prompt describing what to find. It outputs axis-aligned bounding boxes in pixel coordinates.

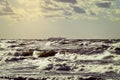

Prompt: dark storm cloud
[2,6,13,12]
[95,2,112,8]
[40,0,57,7]
[73,6,86,14]
[0,7,15,15]
[0,0,119,21]
[44,14,63,18]
[0,0,8,5]
[54,0,77,4]
[41,6,62,11]
[0,7,15,16]
[0,0,15,16]
[40,0,63,12]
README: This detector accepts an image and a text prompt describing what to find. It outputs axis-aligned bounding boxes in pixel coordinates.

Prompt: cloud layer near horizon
[0,0,120,21]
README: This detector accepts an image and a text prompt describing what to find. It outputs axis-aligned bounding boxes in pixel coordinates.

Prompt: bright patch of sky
[0,0,120,39]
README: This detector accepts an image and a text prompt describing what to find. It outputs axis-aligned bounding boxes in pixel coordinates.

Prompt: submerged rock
[55,63,71,71]
[2,56,26,62]
[0,48,4,50]
[33,50,57,58]
[12,51,33,56]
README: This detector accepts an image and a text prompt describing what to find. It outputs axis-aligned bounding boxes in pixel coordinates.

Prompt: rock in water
[33,51,42,58]
[13,51,33,56]
[55,63,71,71]
[33,50,57,58]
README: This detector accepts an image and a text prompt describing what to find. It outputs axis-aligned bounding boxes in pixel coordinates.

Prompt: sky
[0,0,120,39]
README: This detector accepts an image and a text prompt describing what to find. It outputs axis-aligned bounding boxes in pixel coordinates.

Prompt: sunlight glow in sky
[0,0,120,39]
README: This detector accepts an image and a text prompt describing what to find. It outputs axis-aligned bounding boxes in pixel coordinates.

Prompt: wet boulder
[56,65,70,71]
[114,47,120,54]
[33,50,57,58]
[12,51,33,56]
[0,48,4,50]
[2,56,26,62]
[55,62,71,71]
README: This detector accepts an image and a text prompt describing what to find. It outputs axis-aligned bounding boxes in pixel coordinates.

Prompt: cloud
[41,6,62,11]
[72,6,86,14]
[53,0,77,4]
[95,1,112,8]
[0,0,120,21]
[0,0,15,16]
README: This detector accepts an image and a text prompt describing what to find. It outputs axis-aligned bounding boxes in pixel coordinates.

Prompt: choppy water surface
[0,38,120,80]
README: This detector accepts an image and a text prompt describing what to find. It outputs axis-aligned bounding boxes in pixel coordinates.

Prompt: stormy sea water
[0,38,120,80]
